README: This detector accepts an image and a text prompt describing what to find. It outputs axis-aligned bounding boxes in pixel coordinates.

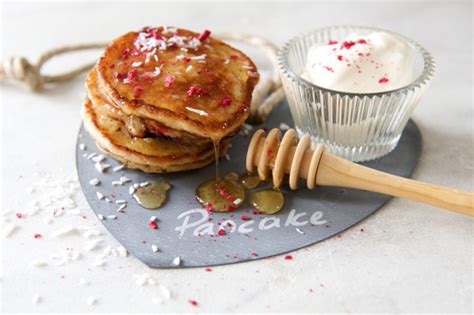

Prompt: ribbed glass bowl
[277,26,435,162]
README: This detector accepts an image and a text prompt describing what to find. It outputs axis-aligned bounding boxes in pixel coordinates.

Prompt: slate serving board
[76,101,421,268]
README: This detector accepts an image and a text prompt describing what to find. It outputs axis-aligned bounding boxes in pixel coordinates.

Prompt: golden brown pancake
[81,97,228,173]
[86,68,210,145]
[96,26,259,141]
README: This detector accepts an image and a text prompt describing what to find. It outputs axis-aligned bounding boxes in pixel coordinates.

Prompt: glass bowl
[277,25,435,162]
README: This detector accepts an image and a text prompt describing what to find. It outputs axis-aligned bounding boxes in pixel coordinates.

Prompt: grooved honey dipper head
[246,128,325,190]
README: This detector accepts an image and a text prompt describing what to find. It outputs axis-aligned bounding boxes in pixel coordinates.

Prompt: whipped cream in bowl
[278,26,435,162]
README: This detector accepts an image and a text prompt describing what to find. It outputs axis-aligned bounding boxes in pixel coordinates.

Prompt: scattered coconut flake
[113,164,125,172]
[172,256,181,266]
[139,181,150,187]
[150,216,157,222]
[225,154,230,161]
[79,278,89,286]
[151,245,159,253]
[27,206,41,216]
[190,54,206,60]
[31,259,48,267]
[107,215,117,220]
[32,294,41,304]
[279,122,290,131]
[51,225,78,238]
[296,228,304,235]
[2,223,17,239]
[129,186,136,195]
[96,192,104,200]
[92,154,106,163]
[79,143,86,151]
[185,107,208,116]
[134,274,150,286]
[83,239,103,252]
[69,209,82,216]
[103,246,112,256]
[120,176,131,184]
[185,65,193,72]
[89,178,100,186]
[86,152,97,160]
[132,61,143,67]
[93,257,106,267]
[94,162,111,173]
[83,230,103,238]
[115,199,127,204]
[117,246,128,258]
[160,285,172,299]
[233,198,242,205]
[87,296,97,306]
[97,214,105,220]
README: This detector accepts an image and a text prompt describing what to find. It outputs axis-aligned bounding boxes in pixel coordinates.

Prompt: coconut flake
[97,214,105,220]
[83,239,103,252]
[113,164,125,172]
[296,228,304,235]
[96,192,104,200]
[160,285,172,299]
[172,256,181,266]
[279,122,290,131]
[31,259,48,267]
[185,107,208,116]
[89,178,100,186]
[94,162,110,173]
[92,154,106,163]
[139,181,150,187]
[87,296,97,305]
[79,143,86,151]
[120,176,131,184]
[2,223,17,239]
[51,225,78,238]
[79,278,89,286]
[117,246,128,258]
[107,215,117,220]
[151,245,159,253]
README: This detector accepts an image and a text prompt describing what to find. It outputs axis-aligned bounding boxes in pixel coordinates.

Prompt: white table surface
[1,1,472,313]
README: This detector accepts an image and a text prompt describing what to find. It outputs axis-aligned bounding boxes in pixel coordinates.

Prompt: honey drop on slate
[195,176,245,212]
[133,180,171,209]
[240,173,261,189]
[248,188,284,214]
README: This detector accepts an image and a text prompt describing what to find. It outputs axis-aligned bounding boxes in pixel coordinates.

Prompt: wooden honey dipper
[246,128,474,217]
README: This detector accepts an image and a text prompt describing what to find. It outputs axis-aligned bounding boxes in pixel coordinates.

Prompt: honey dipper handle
[316,152,474,216]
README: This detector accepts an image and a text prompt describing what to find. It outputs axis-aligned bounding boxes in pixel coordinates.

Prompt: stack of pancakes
[82,26,259,173]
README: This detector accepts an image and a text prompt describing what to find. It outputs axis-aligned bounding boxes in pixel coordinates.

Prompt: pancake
[81,97,228,173]
[96,26,259,141]
[86,68,210,145]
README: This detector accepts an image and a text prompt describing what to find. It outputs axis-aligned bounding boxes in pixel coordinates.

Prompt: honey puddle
[133,180,171,209]
[195,139,285,214]
[248,188,284,214]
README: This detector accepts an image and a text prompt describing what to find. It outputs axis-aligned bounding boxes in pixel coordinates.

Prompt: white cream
[303,32,416,93]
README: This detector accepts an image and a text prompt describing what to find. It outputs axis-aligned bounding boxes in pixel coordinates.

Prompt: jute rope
[0,33,284,123]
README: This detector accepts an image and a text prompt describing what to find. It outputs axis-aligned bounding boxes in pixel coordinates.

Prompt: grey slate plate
[76,101,421,268]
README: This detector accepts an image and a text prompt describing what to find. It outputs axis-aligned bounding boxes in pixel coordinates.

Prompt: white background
[1,1,472,313]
